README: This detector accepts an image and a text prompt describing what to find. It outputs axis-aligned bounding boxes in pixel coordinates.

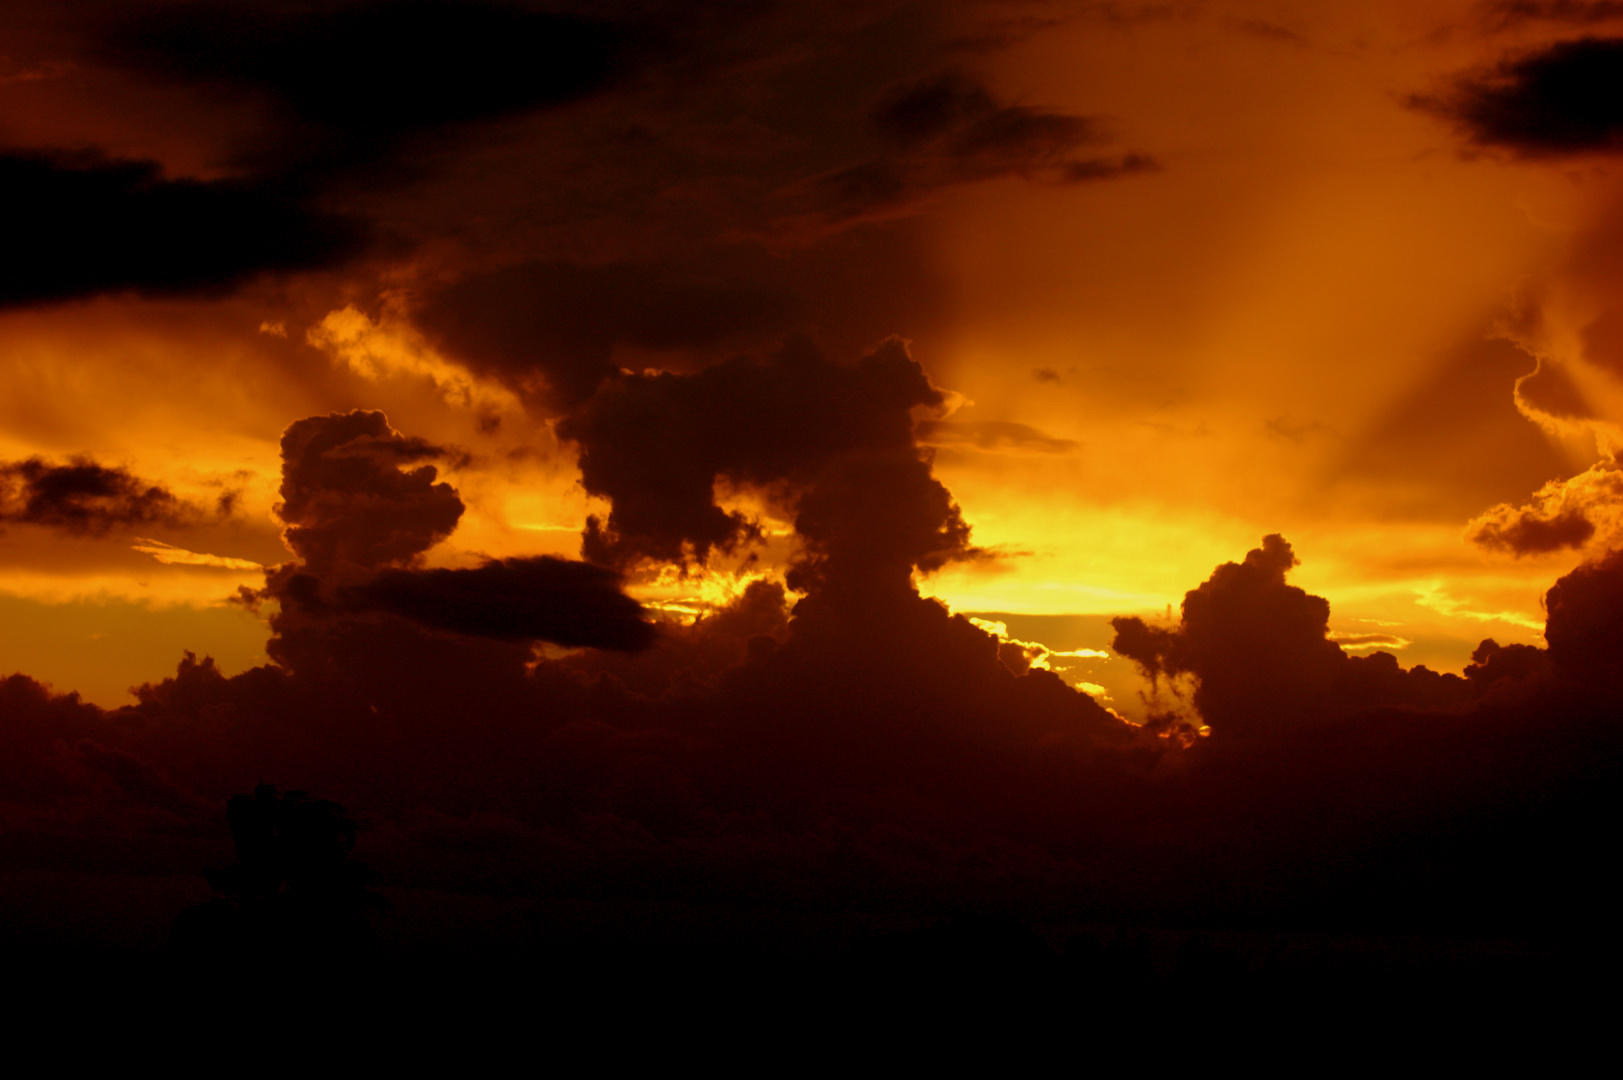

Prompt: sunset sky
[5,0,1623,964]
[3,0,1615,708]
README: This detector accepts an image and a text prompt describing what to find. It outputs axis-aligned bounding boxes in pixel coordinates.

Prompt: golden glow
[307,304,522,416]
[132,539,265,571]
[0,2,1615,707]
[628,565,786,626]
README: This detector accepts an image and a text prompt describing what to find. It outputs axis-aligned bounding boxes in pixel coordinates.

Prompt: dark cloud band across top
[0,152,361,308]
[99,0,623,154]
[0,2,627,309]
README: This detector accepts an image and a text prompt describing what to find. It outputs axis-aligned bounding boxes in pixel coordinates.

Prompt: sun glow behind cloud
[0,1,1609,701]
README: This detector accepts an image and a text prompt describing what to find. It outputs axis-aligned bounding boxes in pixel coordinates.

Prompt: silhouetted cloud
[559,336,978,580]
[1543,544,1623,686]
[343,556,656,651]
[0,456,195,534]
[1471,505,1596,553]
[13,3,1623,965]
[1415,37,1623,155]
[276,410,463,570]
[0,151,360,308]
[1464,637,1551,686]
[1468,459,1623,554]
[13,521,1623,954]
[1112,535,1471,736]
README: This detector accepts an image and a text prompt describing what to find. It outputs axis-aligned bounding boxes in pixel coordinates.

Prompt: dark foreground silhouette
[171,785,389,965]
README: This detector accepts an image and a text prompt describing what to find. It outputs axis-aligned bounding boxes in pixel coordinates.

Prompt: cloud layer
[0,456,199,533]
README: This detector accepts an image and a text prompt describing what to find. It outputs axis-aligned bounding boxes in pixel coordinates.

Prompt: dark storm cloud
[558,336,976,576]
[342,556,656,651]
[416,261,799,412]
[0,151,361,308]
[97,0,622,167]
[275,410,462,569]
[0,456,197,534]
[1414,37,1623,155]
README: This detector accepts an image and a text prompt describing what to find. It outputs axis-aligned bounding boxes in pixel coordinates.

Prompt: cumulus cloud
[12,519,1623,956]
[1468,458,1623,554]
[0,456,197,534]
[1543,544,1623,684]
[16,506,1623,960]
[275,410,463,570]
[1111,535,1472,736]
[558,336,978,582]
[1470,503,1597,553]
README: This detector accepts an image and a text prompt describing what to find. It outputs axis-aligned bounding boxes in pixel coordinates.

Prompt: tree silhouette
[173,785,389,965]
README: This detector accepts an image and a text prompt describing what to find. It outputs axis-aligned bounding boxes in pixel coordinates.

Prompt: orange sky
[2,0,1620,713]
